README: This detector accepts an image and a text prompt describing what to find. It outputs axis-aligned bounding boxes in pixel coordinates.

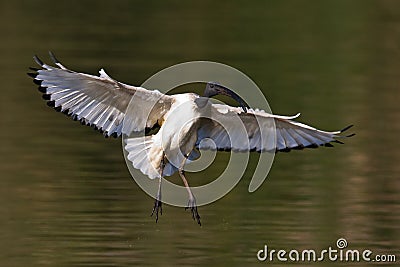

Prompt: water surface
[1,1,399,266]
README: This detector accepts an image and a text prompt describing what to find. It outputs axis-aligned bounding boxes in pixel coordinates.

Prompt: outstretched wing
[28,53,173,137]
[197,104,353,152]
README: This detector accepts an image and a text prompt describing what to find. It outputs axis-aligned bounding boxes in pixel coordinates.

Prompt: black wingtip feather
[340,124,353,133]
[33,78,42,85]
[27,72,37,78]
[33,55,44,66]
[333,140,345,144]
[38,86,46,93]
[47,100,55,107]
[42,94,51,100]
[339,124,355,139]
[49,51,59,64]
[290,147,300,151]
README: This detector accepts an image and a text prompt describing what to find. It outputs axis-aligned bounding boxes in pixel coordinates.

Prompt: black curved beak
[204,82,250,112]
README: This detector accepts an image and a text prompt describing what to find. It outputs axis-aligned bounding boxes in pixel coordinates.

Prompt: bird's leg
[151,176,162,222]
[179,156,201,226]
[151,155,164,222]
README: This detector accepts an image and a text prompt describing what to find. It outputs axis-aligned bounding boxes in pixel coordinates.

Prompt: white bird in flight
[28,53,353,225]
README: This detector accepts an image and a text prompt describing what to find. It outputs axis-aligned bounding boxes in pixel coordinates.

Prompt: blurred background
[1,0,399,266]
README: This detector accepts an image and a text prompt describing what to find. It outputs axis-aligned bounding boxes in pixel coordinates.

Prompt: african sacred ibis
[28,53,353,225]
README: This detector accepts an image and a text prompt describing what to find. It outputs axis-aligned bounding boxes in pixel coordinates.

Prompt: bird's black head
[203,82,250,112]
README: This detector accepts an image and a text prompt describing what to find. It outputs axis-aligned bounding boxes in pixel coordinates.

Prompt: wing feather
[197,104,353,152]
[29,53,173,137]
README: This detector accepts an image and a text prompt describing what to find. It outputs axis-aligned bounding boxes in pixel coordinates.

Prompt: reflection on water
[1,0,399,266]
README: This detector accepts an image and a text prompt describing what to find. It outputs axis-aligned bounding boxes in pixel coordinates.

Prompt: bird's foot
[185,197,201,226]
[151,195,162,223]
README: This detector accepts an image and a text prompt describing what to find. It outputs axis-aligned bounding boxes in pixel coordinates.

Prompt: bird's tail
[124,135,182,178]
[124,136,161,179]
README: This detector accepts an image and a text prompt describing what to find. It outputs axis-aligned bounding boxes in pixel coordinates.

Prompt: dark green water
[1,1,399,266]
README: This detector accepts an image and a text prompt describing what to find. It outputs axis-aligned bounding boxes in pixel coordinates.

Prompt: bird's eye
[210,84,214,88]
